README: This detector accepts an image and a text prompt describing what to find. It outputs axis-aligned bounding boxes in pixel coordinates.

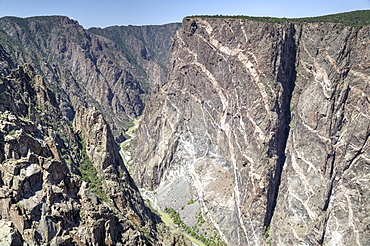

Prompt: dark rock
[132,17,370,245]
[0,60,191,245]
[0,16,180,142]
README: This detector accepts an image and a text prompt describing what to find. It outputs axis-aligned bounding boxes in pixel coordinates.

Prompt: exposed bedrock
[133,18,370,245]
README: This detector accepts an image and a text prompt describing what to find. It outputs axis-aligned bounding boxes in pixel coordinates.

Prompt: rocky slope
[0,16,180,142]
[89,23,181,97]
[0,45,190,245]
[132,17,370,245]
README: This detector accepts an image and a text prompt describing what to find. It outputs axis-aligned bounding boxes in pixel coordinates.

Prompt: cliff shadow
[264,23,297,229]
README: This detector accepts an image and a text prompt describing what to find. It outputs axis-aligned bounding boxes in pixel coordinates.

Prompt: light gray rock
[0,221,22,245]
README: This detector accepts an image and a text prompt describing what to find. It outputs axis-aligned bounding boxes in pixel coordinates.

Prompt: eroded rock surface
[132,17,370,245]
[0,16,180,142]
[0,51,190,245]
[269,23,370,245]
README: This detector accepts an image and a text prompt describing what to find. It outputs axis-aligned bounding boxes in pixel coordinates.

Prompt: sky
[0,0,369,28]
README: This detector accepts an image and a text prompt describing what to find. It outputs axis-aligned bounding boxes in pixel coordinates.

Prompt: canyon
[0,16,180,142]
[0,11,369,245]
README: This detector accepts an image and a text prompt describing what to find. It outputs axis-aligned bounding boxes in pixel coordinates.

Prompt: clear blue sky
[1,0,369,28]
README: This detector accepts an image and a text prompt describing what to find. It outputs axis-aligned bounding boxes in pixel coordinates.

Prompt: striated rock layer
[269,22,370,245]
[132,17,370,245]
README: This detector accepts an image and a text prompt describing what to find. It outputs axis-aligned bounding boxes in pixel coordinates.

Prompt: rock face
[1,12,369,246]
[0,48,190,245]
[0,16,180,142]
[89,23,181,97]
[132,17,370,245]
[269,22,370,245]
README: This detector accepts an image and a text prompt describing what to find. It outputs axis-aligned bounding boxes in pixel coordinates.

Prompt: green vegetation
[195,211,206,226]
[120,116,142,167]
[35,105,42,112]
[60,148,68,156]
[164,207,225,246]
[187,10,370,27]
[29,79,36,86]
[264,225,271,238]
[124,115,142,139]
[187,199,195,205]
[78,134,108,202]
[44,119,63,130]
[8,130,15,135]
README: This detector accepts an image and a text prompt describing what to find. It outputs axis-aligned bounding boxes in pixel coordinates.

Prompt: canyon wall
[0,44,190,245]
[132,17,370,245]
[0,16,191,245]
[0,16,180,142]
[0,13,369,245]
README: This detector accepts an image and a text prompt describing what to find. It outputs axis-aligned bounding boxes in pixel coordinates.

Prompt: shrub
[78,135,108,202]
[187,199,195,205]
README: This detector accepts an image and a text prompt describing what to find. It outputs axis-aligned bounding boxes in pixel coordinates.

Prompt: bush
[164,207,226,245]
[187,199,195,205]
[78,135,108,202]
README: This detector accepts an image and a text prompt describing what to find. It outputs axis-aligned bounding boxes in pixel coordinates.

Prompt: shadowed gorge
[0,11,369,245]
[264,22,297,230]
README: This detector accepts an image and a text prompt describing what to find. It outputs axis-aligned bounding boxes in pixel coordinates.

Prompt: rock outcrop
[0,16,180,142]
[0,47,190,245]
[132,17,370,245]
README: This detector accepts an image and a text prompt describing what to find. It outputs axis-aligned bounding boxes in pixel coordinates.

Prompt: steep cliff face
[89,23,181,98]
[269,22,370,245]
[132,17,370,245]
[0,16,179,142]
[0,47,190,245]
[0,45,15,76]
